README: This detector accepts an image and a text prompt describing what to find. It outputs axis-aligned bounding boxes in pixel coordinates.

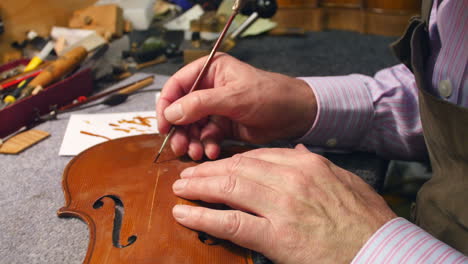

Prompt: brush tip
[153,153,161,163]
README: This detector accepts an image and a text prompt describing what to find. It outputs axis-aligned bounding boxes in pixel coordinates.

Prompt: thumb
[164,87,246,125]
[294,144,310,153]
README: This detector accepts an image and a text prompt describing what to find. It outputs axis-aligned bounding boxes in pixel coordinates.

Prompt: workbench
[0,30,398,263]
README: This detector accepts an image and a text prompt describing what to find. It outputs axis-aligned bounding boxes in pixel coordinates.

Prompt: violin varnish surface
[58,134,253,264]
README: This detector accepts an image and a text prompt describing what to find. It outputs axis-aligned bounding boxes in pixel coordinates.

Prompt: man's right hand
[156,53,317,160]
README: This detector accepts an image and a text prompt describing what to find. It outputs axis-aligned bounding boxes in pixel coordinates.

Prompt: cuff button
[326,138,337,147]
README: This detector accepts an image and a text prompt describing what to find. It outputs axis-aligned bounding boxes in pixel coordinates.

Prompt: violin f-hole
[198,231,220,245]
[93,195,137,248]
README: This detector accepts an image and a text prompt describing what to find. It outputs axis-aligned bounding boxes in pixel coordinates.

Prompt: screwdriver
[153,0,247,163]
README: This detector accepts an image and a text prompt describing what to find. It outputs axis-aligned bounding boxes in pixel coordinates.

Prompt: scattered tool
[23,41,54,72]
[18,46,88,100]
[222,0,278,52]
[0,65,25,81]
[0,70,41,90]
[1,76,35,110]
[1,76,154,153]
[59,75,154,111]
[126,55,168,70]
[0,129,50,154]
[14,34,106,102]
[153,0,246,163]
[10,41,55,91]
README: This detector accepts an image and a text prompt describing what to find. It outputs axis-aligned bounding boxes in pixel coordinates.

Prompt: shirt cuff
[352,217,468,263]
[296,75,374,149]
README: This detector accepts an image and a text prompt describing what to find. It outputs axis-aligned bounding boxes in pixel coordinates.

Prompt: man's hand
[171,145,397,264]
[157,54,317,160]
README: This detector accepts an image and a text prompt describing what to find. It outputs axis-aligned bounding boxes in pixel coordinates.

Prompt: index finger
[156,54,228,133]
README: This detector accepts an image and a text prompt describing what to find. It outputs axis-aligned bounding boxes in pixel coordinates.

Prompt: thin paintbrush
[154,1,244,163]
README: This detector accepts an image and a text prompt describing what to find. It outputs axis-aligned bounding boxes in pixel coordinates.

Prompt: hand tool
[11,41,55,90]
[23,41,54,72]
[153,0,247,163]
[0,76,35,110]
[59,76,154,111]
[0,70,41,91]
[222,0,278,52]
[19,46,89,100]
[18,35,106,100]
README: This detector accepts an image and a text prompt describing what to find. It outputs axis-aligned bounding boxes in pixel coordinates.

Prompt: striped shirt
[299,0,468,262]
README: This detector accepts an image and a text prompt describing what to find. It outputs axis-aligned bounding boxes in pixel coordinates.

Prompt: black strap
[390,0,434,71]
[421,0,434,28]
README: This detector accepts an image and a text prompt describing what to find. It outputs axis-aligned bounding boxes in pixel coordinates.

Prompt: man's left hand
[172,145,397,264]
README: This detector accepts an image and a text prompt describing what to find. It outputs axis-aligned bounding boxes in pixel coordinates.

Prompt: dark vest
[391,0,468,254]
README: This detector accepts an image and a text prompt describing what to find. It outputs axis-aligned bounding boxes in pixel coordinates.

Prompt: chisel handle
[20,46,88,98]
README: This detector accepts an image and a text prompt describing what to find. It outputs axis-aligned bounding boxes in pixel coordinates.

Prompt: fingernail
[173,179,188,192]
[170,141,177,154]
[173,205,189,220]
[164,103,183,122]
[180,167,195,178]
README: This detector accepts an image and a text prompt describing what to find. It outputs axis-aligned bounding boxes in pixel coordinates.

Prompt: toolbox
[0,59,93,138]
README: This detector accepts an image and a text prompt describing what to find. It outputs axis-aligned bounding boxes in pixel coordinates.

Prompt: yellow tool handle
[23,56,44,72]
[117,77,154,95]
[21,46,88,98]
[135,56,167,70]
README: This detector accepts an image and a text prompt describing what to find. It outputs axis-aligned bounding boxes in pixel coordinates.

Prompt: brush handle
[155,9,239,163]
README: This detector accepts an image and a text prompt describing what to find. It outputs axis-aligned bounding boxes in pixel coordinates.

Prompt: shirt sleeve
[297,63,427,160]
[352,217,468,264]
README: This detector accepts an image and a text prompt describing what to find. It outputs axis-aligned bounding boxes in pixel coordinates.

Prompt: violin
[58,134,254,264]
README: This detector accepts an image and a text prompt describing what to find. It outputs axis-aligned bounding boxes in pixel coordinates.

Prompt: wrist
[289,78,318,139]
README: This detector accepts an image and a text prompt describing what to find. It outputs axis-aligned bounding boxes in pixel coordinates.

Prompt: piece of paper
[237,16,277,38]
[217,0,277,37]
[59,111,158,156]
[164,4,204,31]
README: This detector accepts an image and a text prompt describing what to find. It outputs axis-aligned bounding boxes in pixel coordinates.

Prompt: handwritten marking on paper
[117,116,155,127]
[114,128,130,133]
[80,131,111,141]
[60,112,158,156]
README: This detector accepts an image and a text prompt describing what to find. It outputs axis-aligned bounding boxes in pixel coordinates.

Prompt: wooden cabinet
[0,0,97,63]
[272,0,421,36]
[277,0,319,8]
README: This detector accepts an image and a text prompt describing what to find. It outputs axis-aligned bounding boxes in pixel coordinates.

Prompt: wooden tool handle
[21,46,88,97]
[135,56,167,70]
[117,77,154,95]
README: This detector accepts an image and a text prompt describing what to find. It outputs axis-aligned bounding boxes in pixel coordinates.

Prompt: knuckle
[283,167,307,184]
[222,211,242,237]
[245,148,271,157]
[188,92,203,111]
[306,153,330,167]
[275,194,297,216]
[225,85,251,120]
[227,154,243,176]
[220,172,238,195]
[190,207,207,225]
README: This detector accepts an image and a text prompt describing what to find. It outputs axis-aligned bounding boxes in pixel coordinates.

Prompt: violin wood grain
[58,134,253,264]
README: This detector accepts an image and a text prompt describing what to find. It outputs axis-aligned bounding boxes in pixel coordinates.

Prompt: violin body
[58,134,253,264]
